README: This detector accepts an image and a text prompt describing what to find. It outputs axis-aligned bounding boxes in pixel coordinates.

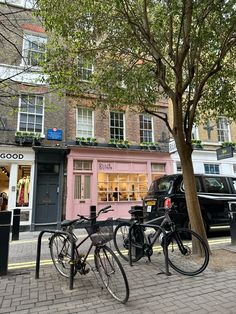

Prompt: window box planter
[221,141,235,150]
[191,140,203,149]
[140,142,159,151]
[15,132,42,146]
[76,137,97,146]
[108,139,130,149]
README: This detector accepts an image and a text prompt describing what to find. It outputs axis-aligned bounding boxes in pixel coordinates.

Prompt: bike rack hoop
[128,222,171,275]
[35,229,76,290]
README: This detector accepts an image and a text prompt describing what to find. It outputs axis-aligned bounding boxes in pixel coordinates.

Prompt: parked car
[143,174,236,233]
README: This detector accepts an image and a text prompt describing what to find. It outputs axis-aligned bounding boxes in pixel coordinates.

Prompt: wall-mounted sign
[216,146,234,160]
[98,162,113,171]
[47,128,62,141]
[0,153,24,160]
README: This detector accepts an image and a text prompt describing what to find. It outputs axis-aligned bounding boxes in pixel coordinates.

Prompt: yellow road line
[7,237,231,270]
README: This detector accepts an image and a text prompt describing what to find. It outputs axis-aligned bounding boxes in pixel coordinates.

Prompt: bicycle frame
[144,209,174,247]
[128,220,171,275]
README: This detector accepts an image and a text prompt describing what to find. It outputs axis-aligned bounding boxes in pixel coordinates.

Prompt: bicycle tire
[164,228,209,276]
[49,233,77,278]
[94,245,129,304]
[113,222,144,262]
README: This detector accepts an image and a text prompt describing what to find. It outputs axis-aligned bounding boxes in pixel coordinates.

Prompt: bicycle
[49,205,129,303]
[114,201,209,276]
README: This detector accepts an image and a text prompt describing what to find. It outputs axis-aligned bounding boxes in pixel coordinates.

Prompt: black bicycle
[114,203,209,276]
[49,205,129,303]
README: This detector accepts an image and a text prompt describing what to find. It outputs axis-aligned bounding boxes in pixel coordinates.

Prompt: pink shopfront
[66,147,173,220]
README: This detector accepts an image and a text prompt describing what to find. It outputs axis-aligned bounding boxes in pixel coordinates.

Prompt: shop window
[204,164,220,175]
[0,165,9,211]
[98,173,148,202]
[151,163,166,181]
[139,114,153,142]
[217,117,230,142]
[76,108,94,138]
[18,94,44,133]
[22,33,46,67]
[110,112,124,140]
[16,165,31,207]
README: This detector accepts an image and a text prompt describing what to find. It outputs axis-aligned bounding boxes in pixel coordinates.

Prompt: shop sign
[216,146,234,160]
[0,153,24,160]
[47,128,63,141]
[98,162,113,171]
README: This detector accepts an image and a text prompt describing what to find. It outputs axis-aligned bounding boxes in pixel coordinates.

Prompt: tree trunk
[177,142,210,255]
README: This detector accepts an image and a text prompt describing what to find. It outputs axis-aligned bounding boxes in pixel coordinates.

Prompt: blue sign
[47,128,63,141]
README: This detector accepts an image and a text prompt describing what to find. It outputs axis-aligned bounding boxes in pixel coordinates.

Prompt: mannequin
[17,176,30,206]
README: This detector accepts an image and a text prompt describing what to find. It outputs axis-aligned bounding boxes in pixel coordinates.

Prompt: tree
[38,0,236,253]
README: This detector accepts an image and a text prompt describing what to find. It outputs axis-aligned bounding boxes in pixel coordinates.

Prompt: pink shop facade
[66,147,173,220]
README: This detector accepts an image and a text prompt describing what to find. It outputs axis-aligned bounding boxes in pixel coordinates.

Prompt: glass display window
[98,173,148,202]
[16,165,31,207]
[0,165,10,211]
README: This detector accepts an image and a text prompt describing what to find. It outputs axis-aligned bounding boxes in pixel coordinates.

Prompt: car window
[204,177,229,193]
[148,178,173,194]
[229,178,236,193]
[180,177,202,192]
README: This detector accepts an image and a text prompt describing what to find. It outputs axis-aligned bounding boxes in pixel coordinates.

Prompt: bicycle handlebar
[77,205,113,221]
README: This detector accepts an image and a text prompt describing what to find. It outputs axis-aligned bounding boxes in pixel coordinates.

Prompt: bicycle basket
[86,219,113,245]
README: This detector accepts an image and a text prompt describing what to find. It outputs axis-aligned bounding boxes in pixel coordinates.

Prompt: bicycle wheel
[165,228,209,276]
[94,245,129,303]
[49,233,77,278]
[113,222,144,262]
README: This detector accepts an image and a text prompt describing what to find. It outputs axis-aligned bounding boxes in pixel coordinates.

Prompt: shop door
[35,174,59,224]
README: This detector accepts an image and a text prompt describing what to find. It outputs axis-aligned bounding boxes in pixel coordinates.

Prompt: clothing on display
[17,176,30,206]
[0,192,8,211]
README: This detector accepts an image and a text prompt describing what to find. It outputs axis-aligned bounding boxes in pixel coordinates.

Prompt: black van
[143,174,236,233]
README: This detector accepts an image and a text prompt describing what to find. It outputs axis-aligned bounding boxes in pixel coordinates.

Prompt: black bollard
[0,211,12,275]
[12,208,21,241]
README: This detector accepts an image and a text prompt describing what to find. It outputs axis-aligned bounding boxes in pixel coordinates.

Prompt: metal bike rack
[35,229,76,290]
[128,223,171,276]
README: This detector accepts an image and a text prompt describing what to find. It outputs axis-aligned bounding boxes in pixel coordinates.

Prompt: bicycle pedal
[79,267,90,275]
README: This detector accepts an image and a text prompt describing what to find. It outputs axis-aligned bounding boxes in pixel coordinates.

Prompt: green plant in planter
[109,139,130,148]
[15,131,42,145]
[140,141,159,150]
[221,141,236,149]
[191,139,202,148]
[76,137,97,145]
[15,131,41,139]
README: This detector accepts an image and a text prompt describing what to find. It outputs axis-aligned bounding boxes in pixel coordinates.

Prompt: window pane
[110,112,124,140]
[16,165,31,207]
[73,160,92,170]
[84,175,91,199]
[74,176,81,199]
[77,107,93,138]
[98,173,148,202]
[18,95,44,134]
[24,34,47,66]
[140,114,153,142]
[217,117,229,142]
[204,164,220,175]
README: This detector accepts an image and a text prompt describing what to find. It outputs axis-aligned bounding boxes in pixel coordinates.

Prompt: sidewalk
[0,232,236,314]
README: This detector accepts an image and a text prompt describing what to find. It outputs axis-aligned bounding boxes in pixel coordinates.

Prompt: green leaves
[38,0,236,126]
